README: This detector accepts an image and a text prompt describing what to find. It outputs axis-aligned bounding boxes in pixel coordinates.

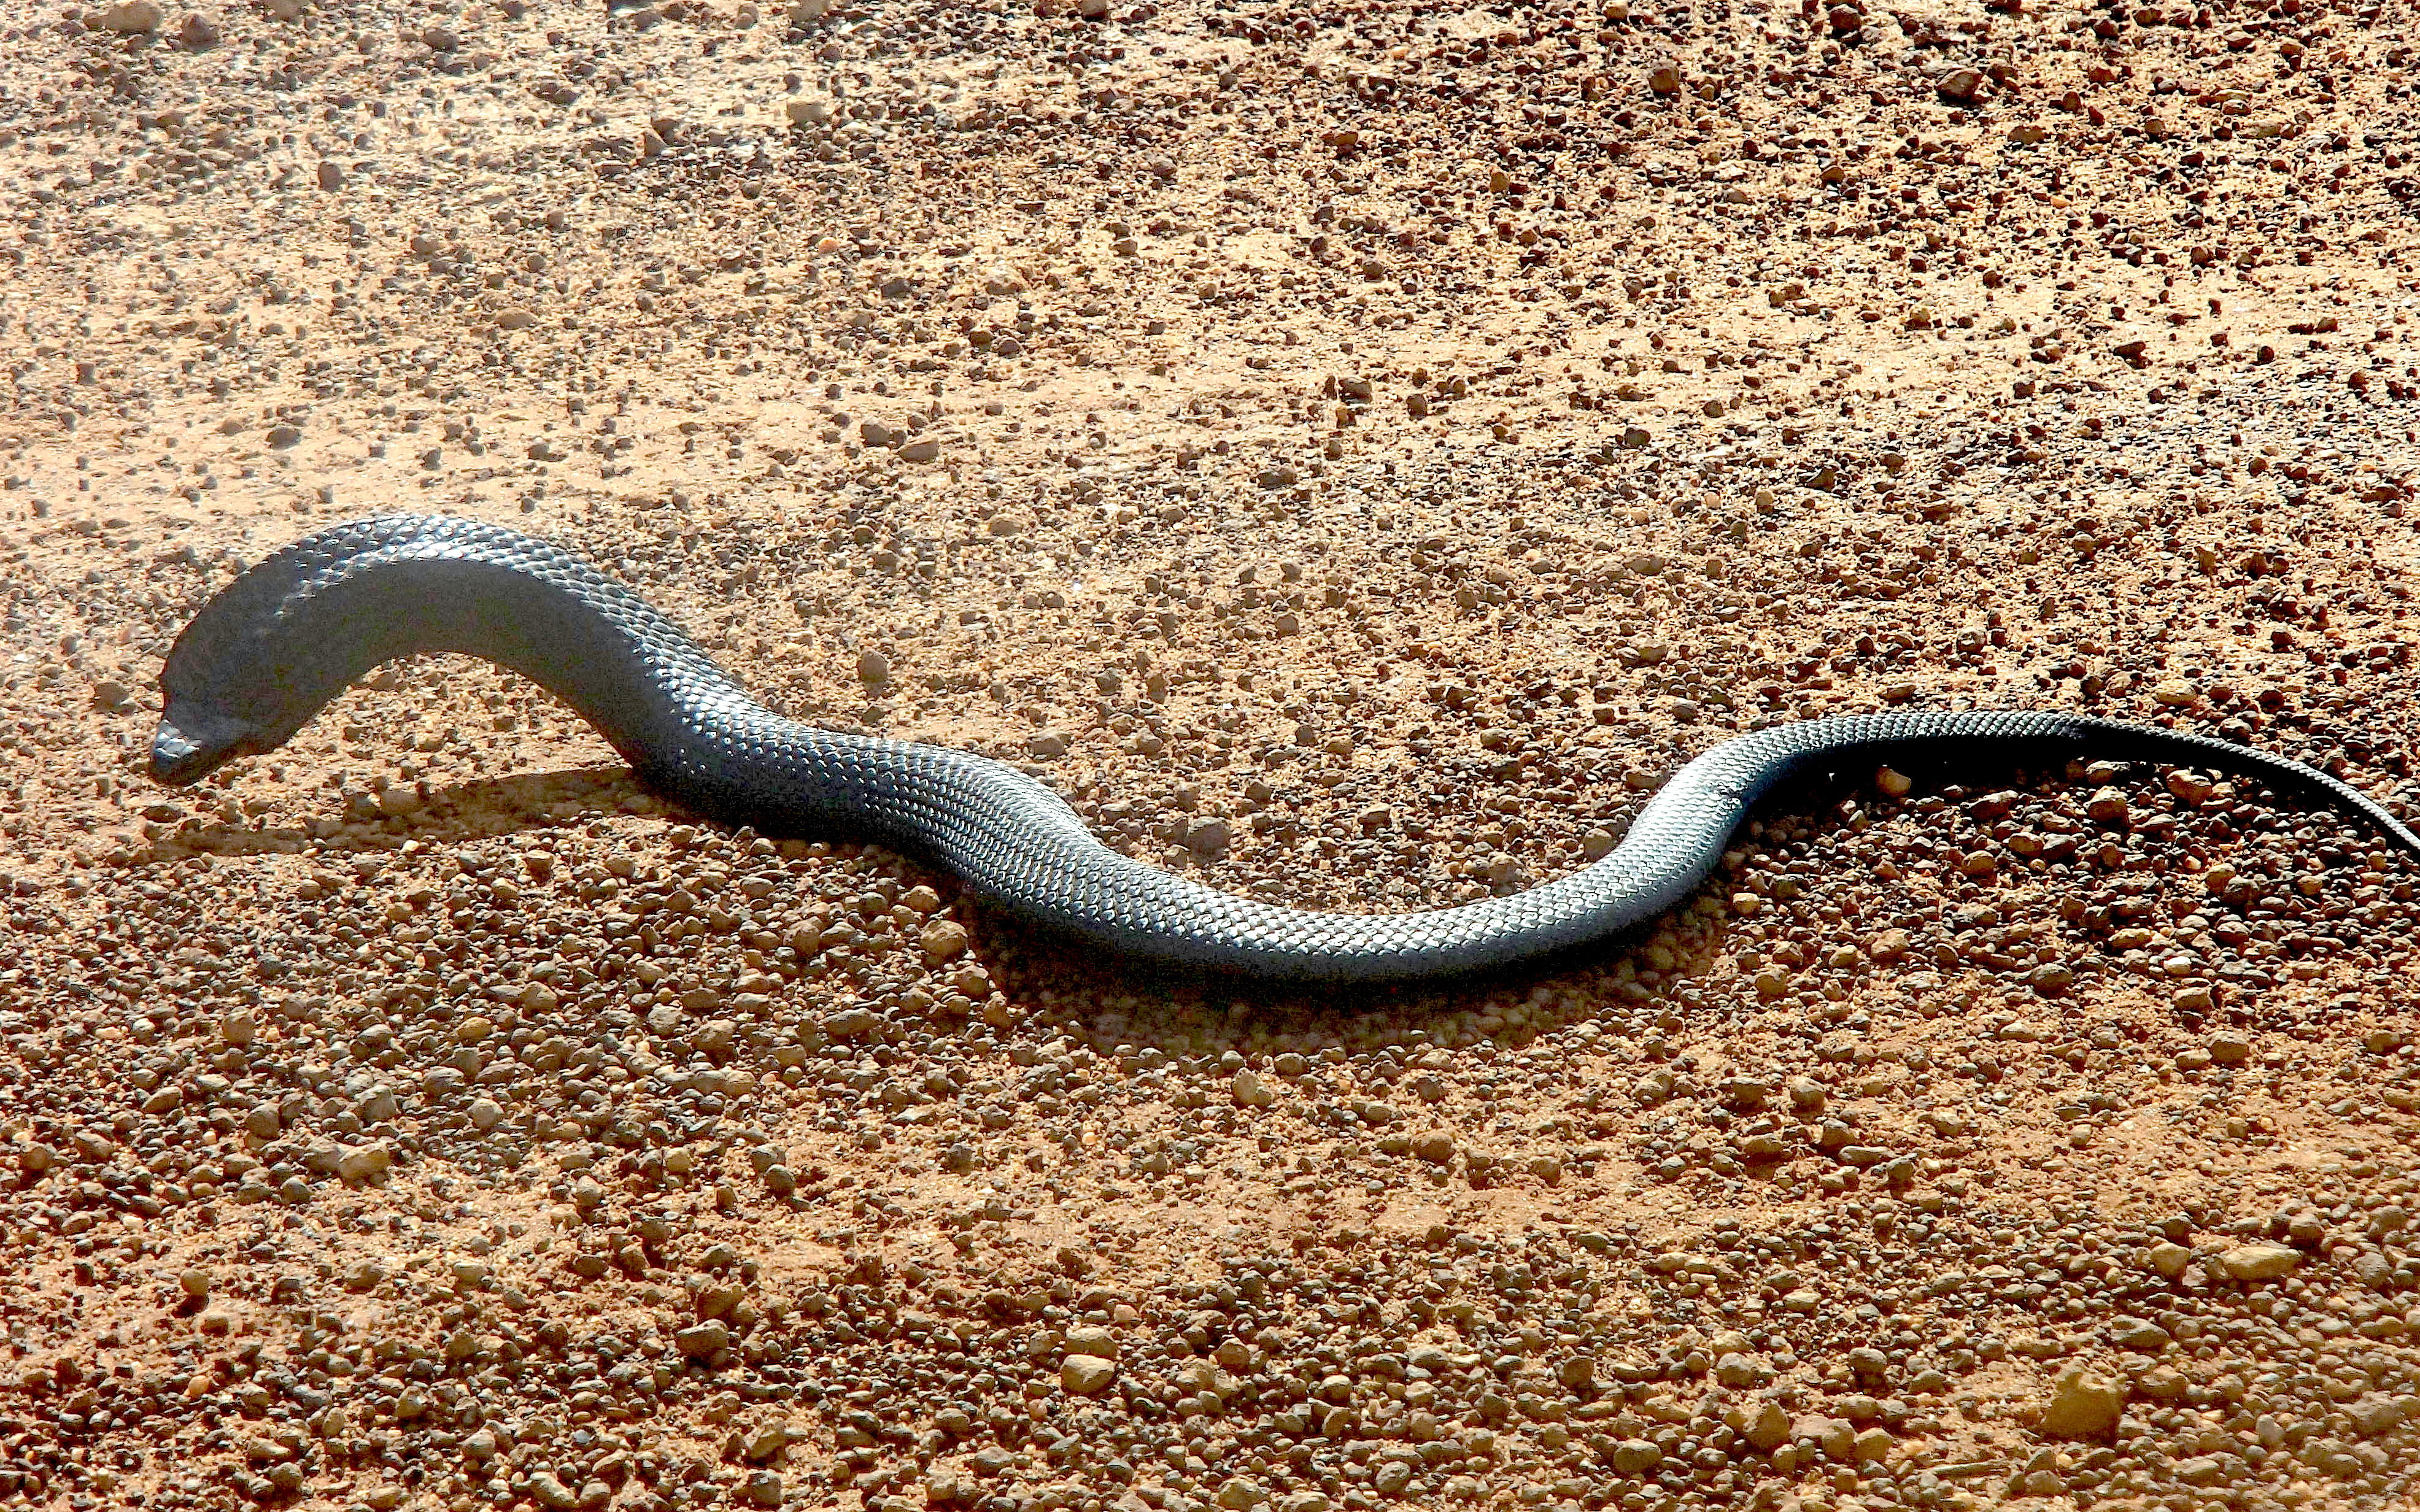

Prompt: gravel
[4,0,2420,1506]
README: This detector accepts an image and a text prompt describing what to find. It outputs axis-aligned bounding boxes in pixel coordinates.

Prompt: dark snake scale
[150,515,2420,982]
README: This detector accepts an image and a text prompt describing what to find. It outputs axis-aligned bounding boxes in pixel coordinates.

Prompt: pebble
[1064,1324,1119,1359]
[100,0,162,31]
[11,7,2420,1512]
[2086,787,2131,822]
[2039,1367,2124,1438]
[919,919,970,962]
[1061,1354,1117,1395]
[676,1321,732,1359]
[2217,1241,2302,1281]
[1936,67,1985,102]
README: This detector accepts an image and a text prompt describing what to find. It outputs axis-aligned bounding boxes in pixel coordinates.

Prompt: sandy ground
[4,0,2420,1510]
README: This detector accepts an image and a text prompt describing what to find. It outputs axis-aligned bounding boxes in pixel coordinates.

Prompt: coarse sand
[3,0,2419,1509]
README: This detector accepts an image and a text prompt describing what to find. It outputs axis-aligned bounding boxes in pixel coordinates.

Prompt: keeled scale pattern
[153,517,2420,982]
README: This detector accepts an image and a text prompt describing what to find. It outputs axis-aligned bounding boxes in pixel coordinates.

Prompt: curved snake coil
[149,515,2420,982]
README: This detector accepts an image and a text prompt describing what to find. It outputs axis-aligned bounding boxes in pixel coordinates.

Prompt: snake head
[150,703,264,785]
[148,557,317,786]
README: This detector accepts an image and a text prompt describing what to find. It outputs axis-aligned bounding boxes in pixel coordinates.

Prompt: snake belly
[147,515,2420,982]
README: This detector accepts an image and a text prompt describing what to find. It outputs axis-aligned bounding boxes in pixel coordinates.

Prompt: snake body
[150,515,2420,981]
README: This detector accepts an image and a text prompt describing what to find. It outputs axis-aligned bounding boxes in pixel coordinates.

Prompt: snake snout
[150,710,252,785]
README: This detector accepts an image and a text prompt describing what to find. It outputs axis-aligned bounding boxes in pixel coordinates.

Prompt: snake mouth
[150,711,255,785]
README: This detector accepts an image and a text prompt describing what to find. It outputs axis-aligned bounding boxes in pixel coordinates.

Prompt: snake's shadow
[139,766,651,862]
[142,762,1629,1022]
[138,746,2163,1038]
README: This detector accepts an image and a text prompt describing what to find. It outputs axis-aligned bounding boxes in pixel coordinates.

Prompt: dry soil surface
[4,1,2420,1511]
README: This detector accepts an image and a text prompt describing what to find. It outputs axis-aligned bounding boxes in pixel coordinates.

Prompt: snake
[149,515,2420,982]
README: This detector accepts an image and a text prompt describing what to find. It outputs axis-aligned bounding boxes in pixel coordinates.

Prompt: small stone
[2346,1394,2407,1437]
[2151,677,2199,706]
[2039,1367,2124,1439]
[468,1098,503,1132]
[101,0,163,31]
[1231,1068,1277,1108]
[528,1473,580,1510]
[1722,1078,1772,1113]
[2087,787,2131,823]
[2207,1033,2251,1064]
[316,160,344,191]
[419,24,460,50]
[1065,1324,1119,1360]
[1062,1354,1117,1395]
[1185,818,1231,857]
[336,1143,392,1185]
[180,1268,212,1298]
[1610,1438,1663,1473]
[1936,66,1985,101]
[1874,766,1912,797]
[1739,1400,1790,1451]
[1215,1480,1270,1510]
[740,1470,784,1508]
[2218,1243,2300,1281]
[676,1321,732,1359]
[857,649,890,682]
[2108,1316,2172,1350]
[219,1009,256,1047]
[1411,1130,1456,1163]
[2146,1242,2194,1279]
[920,920,970,962]
[177,11,222,47]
